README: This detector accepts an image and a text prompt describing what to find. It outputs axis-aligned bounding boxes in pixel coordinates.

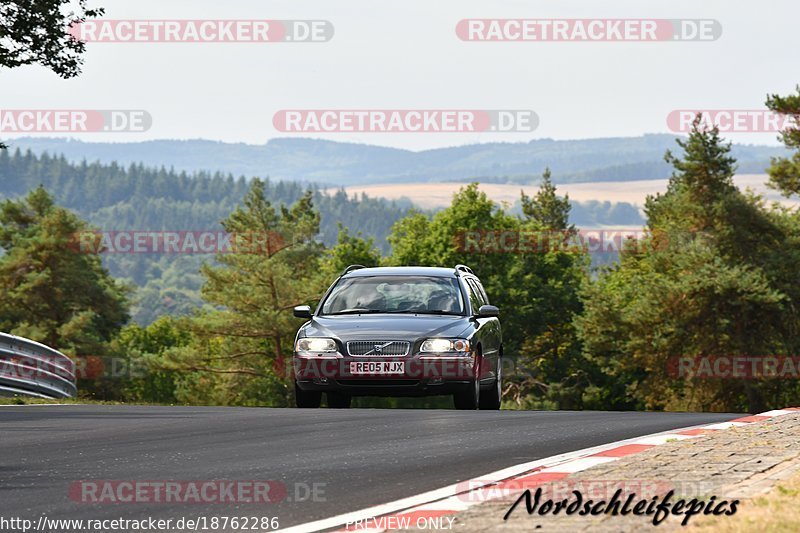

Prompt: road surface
[0,406,741,530]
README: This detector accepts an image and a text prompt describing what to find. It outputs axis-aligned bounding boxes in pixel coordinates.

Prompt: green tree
[0,186,129,354]
[1,1,104,149]
[321,223,382,279]
[386,211,431,266]
[79,316,192,402]
[158,179,326,406]
[390,183,517,275]
[0,0,102,76]
[765,86,800,197]
[579,119,800,412]
[509,171,588,409]
[387,183,589,408]
[520,167,573,231]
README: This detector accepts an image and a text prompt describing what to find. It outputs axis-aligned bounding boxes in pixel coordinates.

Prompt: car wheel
[454,352,480,410]
[295,382,321,408]
[327,392,352,408]
[479,356,502,410]
[454,377,479,410]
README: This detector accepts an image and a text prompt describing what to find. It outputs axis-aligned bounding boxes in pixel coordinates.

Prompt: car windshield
[320,275,465,315]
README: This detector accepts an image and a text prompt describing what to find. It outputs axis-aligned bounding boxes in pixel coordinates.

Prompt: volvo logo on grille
[347,340,410,357]
[371,342,394,354]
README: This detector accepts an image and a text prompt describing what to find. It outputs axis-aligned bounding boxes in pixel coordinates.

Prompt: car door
[476,278,502,382]
[466,277,500,385]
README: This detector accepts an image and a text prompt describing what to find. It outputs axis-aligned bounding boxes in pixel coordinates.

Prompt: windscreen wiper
[324,309,383,315]
[405,310,464,316]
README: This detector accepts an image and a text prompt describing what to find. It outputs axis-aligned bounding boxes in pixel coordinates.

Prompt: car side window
[474,279,490,305]
[466,278,486,312]
[464,279,481,314]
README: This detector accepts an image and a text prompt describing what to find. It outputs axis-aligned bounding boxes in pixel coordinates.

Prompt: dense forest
[0,150,409,322]
[0,149,642,323]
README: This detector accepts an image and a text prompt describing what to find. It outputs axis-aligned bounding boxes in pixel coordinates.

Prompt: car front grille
[346,340,410,357]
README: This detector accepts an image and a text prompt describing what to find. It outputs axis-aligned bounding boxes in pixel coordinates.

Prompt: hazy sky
[1,0,798,149]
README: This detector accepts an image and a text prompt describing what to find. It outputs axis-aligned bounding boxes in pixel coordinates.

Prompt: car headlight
[420,338,470,353]
[295,337,338,353]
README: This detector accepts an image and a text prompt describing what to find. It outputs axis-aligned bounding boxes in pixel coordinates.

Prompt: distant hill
[5,135,787,186]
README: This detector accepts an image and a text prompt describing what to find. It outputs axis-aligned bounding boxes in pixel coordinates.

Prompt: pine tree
[156,179,326,405]
[580,120,800,412]
[0,186,130,354]
[520,168,573,231]
[765,86,800,196]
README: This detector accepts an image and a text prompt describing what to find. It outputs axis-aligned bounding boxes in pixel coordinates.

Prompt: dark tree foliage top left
[0,1,103,149]
[0,0,102,77]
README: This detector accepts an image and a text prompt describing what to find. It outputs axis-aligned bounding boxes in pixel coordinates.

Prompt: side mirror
[477,304,499,318]
[293,305,313,319]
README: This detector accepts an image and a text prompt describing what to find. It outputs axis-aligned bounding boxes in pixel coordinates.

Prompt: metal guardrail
[0,332,77,398]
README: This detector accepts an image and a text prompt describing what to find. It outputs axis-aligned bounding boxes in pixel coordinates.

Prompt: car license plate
[349,361,405,375]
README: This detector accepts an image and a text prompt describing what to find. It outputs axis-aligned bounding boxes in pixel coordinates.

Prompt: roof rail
[454,264,474,275]
[342,264,367,276]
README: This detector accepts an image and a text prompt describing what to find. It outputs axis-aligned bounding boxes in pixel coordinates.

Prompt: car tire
[454,351,480,410]
[295,383,321,408]
[479,356,502,410]
[327,392,352,408]
[454,377,479,410]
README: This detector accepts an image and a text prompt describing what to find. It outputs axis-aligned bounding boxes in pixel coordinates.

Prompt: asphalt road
[0,406,742,530]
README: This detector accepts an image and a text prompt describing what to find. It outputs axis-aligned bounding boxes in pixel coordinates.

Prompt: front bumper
[293,353,479,397]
